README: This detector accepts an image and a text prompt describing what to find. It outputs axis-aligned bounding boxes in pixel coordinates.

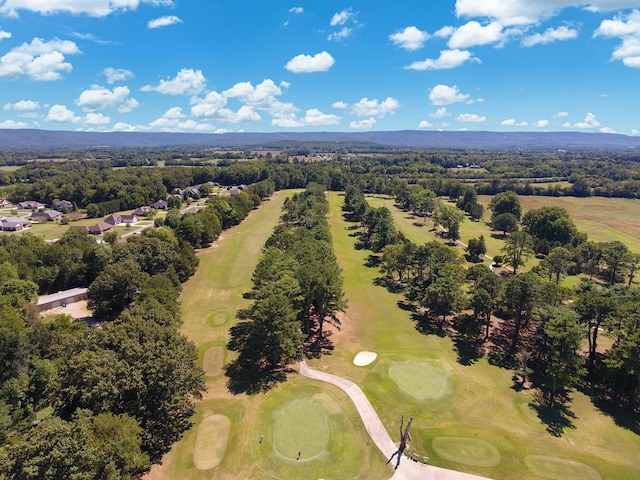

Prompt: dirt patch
[41,300,92,321]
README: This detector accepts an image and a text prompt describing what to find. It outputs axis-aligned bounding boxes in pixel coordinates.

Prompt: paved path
[299,361,493,480]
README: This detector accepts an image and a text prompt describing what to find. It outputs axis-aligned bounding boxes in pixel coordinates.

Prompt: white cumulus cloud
[103,67,134,84]
[429,85,471,105]
[331,8,353,26]
[285,51,335,73]
[389,26,429,50]
[595,10,640,68]
[76,85,139,113]
[0,119,30,128]
[351,97,400,118]
[405,49,478,70]
[0,0,173,17]
[141,68,206,95]
[522,25,578,47]
[418,120,434,128]
[562,112,603,129]
[0,37,80,81]
[447,21,504,49]
[3,99,40,111]
[45,104,110,125]
[272,108,340,127]
[289,7,303,14]
[429,107,450,118]
[501,118,529,126]
[148,15,183,29]
[350,118,376,130]
[456,113,486,122]
[534,119,550,128]
[328,27,352,42]
[0,28,10,40]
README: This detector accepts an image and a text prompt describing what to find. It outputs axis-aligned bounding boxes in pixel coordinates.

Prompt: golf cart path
[299,361,493,480]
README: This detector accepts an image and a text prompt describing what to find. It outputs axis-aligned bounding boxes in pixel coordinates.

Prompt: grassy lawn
[145,191,389,480]
[303,192,640,480]
[479,195,640,253]
[145,190,640,480]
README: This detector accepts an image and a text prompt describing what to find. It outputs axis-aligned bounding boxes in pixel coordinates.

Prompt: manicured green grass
[524,455,602,480]
[388,361,451,400]
[146,191,390,480]
[432,437,501,468]
[192,414,230,470]
[307,192,640,480]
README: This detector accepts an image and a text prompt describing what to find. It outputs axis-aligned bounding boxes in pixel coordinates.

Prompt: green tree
[438,204,465,243]
[542,246,573,284]
[491,212,519,237]
[601,240,629,285]
[466,235,486,262]
[489,190,522,220]
[503,272,541,352]
[574,287,616,372]
[501,231,534,275]
[532,306,585,404]
[87,259,149,321]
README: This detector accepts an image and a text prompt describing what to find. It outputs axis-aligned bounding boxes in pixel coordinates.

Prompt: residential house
[120,214,139,225]
[133,206,151,216]
[104,213,122,225]
[229,187,242,195]
[151,199,168,210]
[55,200,74,212]
[170,188,183,197]
[186,187,200,198]
[30,210,62,222]
[0,216,30,231]
[88,222,113,234]
[0,199,11,208]
[17,200,45,210]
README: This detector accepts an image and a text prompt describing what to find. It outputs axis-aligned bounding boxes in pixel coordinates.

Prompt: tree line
[344,185,640,425]
[226,184,345,394]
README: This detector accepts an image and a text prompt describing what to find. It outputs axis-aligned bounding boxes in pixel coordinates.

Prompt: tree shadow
[373,276,405,294]
[529,392,577,437]
[453,334,484,365]
[586,389,640,435]
[366,254,381,268]
[225,358,293,395]
[411,310,447,337]
[304,330,335,359]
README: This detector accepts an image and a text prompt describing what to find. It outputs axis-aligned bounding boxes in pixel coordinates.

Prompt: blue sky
[0,1,639,135]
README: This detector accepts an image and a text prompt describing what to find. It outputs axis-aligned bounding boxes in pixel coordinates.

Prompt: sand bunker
[353,351,378,366]
[193,414,230,470]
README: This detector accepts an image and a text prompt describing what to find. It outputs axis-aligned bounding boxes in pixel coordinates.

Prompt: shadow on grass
[373,276,405,294]
[529,392,577,437]
[366,254,381,268]
[225,358,294,395]
[453,334,484,366]
[586,388,640,435]
[411,310,447,337]
[304,330,335,359]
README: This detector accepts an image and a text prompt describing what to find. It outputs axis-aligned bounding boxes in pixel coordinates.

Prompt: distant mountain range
[1,129,640,151]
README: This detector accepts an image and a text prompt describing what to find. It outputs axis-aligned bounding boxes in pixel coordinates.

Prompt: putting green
[193,414,230,470]
[432,437,501,468]
[525,455,602,480]
[202,346,224,377]
[206,311,227,327]
[389,362,451,400]
[272,399,329,461]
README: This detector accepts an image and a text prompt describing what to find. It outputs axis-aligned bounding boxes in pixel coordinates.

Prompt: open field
[483,195,640,253]
[146,190,640,480]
